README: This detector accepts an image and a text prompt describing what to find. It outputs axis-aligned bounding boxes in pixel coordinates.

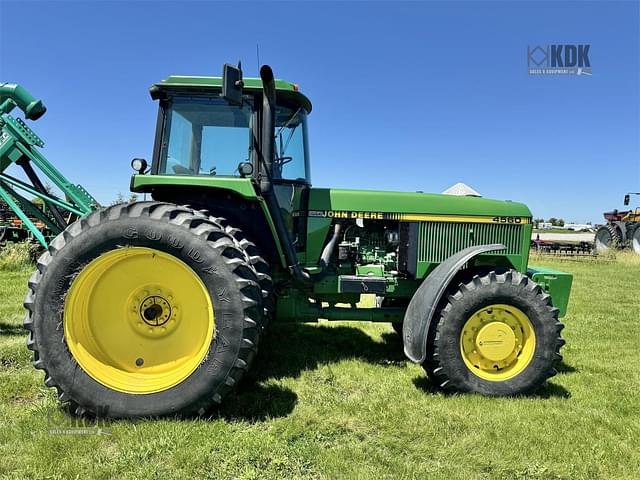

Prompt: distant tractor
[594,193,640,255]
[2,66,573,419]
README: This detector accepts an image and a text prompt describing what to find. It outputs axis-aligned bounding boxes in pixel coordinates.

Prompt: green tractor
[5,65,573,418]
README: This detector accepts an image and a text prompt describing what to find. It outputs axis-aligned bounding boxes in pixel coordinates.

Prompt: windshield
[159,97,252,176]
[156,95,310,183]
[273,106,310,183]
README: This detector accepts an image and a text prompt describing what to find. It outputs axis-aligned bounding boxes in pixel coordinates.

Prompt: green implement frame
[0,83,98,247]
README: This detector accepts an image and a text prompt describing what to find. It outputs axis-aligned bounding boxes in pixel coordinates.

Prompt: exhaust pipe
[258,66,276,195]
[259,65,313,284]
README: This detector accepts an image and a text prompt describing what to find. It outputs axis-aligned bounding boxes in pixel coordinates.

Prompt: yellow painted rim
[64,247,214,394]
[459,304,535,381]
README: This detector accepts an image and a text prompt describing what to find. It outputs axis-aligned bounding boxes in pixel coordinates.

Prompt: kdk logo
[528,44,592,76]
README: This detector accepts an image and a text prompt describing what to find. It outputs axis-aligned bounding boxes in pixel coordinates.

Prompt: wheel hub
[126,286,181,339]
[459,304,536,381]
[475,322,517,362]
[141,296,171,326]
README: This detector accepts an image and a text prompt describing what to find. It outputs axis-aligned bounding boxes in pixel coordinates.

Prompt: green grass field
[0,253,638,479]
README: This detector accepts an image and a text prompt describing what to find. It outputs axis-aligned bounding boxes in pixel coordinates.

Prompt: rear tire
[24,202,264,418]
[594,224,621,252]
[424,270,565,396]
[179,209,274,327]
[218,219,274,326]
[631,224,640,255]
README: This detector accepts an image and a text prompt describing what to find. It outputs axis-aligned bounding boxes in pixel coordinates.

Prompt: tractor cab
[147,73,312,185]
[139,68,314,260]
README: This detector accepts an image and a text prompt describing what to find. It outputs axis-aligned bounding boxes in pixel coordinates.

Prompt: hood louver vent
[418,222,523,264]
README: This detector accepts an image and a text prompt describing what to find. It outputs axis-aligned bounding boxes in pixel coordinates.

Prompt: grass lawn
[0,253,638,479]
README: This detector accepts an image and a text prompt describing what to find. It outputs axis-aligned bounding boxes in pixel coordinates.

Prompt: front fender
[402,243,506,364]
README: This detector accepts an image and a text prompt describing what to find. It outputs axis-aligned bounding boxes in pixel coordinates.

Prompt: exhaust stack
[259,65,314,284]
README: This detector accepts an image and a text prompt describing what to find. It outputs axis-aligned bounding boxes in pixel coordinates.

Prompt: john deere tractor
[594,193,640,255]
[3,65,573,418]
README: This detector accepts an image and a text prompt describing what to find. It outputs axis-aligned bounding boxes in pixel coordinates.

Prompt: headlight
[131,158,148,174]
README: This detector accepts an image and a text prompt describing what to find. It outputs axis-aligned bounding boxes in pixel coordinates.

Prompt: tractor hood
[308,188,532,222]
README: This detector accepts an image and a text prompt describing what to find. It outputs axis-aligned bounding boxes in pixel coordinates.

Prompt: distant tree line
[534,218,592,227]
[110,193,139,206]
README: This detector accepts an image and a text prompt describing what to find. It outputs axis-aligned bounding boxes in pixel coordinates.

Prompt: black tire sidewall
[434,277,559,396]
[34,214,259,418]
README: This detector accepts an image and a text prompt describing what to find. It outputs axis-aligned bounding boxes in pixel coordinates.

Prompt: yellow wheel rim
[459,304,535,381]
[64,247,214,394]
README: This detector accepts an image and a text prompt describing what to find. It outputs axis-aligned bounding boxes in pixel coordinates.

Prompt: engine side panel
[305,187,532,281]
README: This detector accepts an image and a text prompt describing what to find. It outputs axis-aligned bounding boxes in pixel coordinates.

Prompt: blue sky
[1,0,638,223]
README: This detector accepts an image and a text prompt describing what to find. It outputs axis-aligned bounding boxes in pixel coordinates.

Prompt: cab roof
[151,76,312,112]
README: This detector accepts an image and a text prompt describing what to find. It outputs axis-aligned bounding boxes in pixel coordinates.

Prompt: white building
[563,223,594,232]
[442,182,482,197]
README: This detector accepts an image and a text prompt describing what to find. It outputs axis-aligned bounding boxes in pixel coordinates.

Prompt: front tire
[24,202,264,418]
[424,270,565,396]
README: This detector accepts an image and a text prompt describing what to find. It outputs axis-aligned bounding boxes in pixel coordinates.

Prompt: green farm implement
[0,83,98,248]
[6,65,573,418]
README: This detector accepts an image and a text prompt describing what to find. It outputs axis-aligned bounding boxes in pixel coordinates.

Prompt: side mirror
[222,63,244,106]
[624,194,630,206]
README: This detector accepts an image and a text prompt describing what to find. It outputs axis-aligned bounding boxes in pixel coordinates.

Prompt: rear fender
[131,175,286,266]
[403,244,506,364]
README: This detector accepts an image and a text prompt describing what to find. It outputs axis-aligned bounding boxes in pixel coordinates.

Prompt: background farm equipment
[531,239,594,256]
[594,193,640,255]
[0,220,30,243]
[0,199,52,245]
